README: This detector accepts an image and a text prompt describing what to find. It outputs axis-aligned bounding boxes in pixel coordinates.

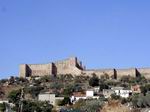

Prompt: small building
[131,85,141,93]
[38,93,64,106]
[70,92,86,103]
[93,87,100,93]
[111,87,132,98]
[102,87,132,98]
[0,100,9,104]
[71,90,99,103]
[86,90,94,97]
[0,100,15,111]
[111,87,124,91]
[38,93,55,105]
[114,89,132,98]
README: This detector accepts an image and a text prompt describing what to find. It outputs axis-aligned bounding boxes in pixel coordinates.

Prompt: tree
[99,83,109,91]
[105,80,119,86]
[101,73,109,80]
[58,97,71,106]
[140,84,150,95]
[140,86,147,95]
[111,93,120,100]
[0,79,8,84]
[0,89,5,99]
[72,99,103,112]
[40,75,51,82]
[49,82,63,90]
[15,77,29,84]
[63,74,74,81]
[131,93,150,108]
[0,103,5,112]
[132,94,140,108]
[72,83,83,92]
[8,89,21,105]
[22,100,53,112]
[74,75,90,83]
[25,86,44,98]
[63,85,73,96]
[136,76,147,84]
[9,76,15,84]
[121,98,127,104]
[89,74,99,87]
[120,76,131,83]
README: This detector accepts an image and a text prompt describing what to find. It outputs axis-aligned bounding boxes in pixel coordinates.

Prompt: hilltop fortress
[19,57,150,79]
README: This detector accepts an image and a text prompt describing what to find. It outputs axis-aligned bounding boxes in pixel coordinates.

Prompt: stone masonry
[19,57,150,79]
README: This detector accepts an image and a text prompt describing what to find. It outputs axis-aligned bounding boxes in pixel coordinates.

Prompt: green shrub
[111,93,120,100]
[89,74,99,87]
[22,100,53,112]
[0,103,5,112]
[58,97,71,106]
[73,99,103,112]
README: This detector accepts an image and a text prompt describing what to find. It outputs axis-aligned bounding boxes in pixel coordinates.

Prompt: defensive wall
[20,57,83,78]
[19,63,53,77]
[19,57,150,79]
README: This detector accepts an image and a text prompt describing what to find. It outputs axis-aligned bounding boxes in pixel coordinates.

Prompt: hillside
[0,74,150,112]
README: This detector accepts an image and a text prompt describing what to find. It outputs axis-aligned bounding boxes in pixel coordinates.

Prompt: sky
[0,0,150,79]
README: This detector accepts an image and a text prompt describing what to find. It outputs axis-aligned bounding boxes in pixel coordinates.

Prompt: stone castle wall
[82,68,136,79]
[82,69,114,78]
[27,64,52,77]
[19,57,83,77]
[19,64,27,77]
[19,57,150,79]
[19,63,53,77]
[116,68,136,78]
[137,68,150,79]
[54,57,82,75]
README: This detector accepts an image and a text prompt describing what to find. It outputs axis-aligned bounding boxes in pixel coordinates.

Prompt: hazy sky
[1,0,150,79]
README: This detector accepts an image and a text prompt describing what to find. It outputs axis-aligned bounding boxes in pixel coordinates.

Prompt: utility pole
[18,88,24,112]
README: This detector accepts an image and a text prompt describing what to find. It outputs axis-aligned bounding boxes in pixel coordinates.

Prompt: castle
[19,57,150,79]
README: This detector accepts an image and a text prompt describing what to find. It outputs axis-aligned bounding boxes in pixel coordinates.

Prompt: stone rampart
[19,63,52,77]
[116,68,136,79]
[54,57,83,75]
[19,64,27,77]
[137,68,150,79]
[19,57,150,79]
[27,64,52,77]
[82,69,114,78]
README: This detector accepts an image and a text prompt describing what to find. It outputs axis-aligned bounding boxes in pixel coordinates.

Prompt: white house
[38,93,64,106]
[70,90,99,103]
[0,100,9,104]
[111,87,132,98]
[111,87,124,91]
[115,89,132,98]
[38,93,55,105]
[70,96,86,103]
[102,87,132,98]
[93,87,100,93]
[0,100,15,111]
[86,90,94,97]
